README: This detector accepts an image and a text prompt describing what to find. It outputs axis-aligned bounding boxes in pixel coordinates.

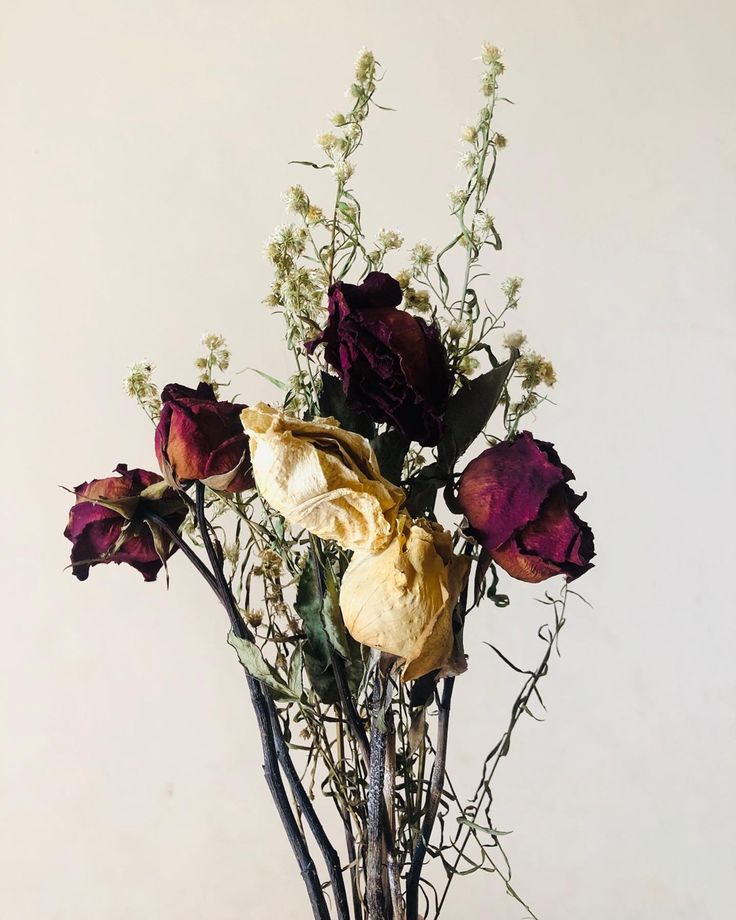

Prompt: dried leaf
[227,632,299,702]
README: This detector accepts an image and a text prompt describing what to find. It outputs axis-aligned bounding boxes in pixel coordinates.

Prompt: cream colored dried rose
[340,515,471,680]
[240,403,405,552]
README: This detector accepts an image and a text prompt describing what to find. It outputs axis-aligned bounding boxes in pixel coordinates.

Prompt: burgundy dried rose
[155,382,254,492]
[457,432,595,583]
[306,271,453,447]
[64,464,187,582]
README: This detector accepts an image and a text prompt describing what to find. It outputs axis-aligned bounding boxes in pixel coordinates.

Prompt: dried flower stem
[193,484,332,920]
[366,675,388,920]
[405,678,455,920]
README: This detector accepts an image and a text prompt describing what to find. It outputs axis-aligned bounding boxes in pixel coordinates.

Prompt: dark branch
[193,484,332,920]
[366,674,387,920]
[405,679,455,920]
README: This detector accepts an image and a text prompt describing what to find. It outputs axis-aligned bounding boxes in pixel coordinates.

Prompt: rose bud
[64,464,187,581]
[240,403,404,553]
[306,271,453,447]
[340,515,471,681]
[457,431,595,583]
[155,382,254,492]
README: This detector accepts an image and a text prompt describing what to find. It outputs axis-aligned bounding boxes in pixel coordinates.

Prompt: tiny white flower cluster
[124,361,161,419]
[402,286,431,314]
[502,276,523,301]
[410,242,434,267]
[354,48,376,85]
[282,185,310,218]
[517,352,557,390]
[451,43,508,219]
[196,332,231,393]
[503,330,527,350]
[333,158,354,183]
[449,186,469,210]
[375,228,404,252]
[318,49,379,184]
[447,320,468,342]
[265,225,327,344]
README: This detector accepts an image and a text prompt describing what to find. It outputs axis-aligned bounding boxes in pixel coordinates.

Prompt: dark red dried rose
[457,432,595,583]
[155,382,254,492]
[306,272,453,447]
[64,464,187,582]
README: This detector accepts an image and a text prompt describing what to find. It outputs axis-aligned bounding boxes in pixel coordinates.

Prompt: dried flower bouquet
[64,44,594,920]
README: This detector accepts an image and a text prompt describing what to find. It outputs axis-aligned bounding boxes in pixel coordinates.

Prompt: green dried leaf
[437,351,518,472]
[288,643,304,698]
[288,159,331,170]
[408,707,427,754]
[318,372,376,439]
[295,554,363,703]
[405,461,447,518]
[227,632,299,702]
[371,429,409,484]
[322,563,352,659]
[456,817,512,836]
[295,554,332,663]
[242,367,288,390]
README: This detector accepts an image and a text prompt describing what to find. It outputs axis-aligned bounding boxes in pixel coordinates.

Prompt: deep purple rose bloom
[457,432,595,583]
[64,464,187,582]
[306,272,453,446]
[155,382,254,492]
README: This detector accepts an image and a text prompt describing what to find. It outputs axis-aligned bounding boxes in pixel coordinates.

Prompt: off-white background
[2,1,735,918]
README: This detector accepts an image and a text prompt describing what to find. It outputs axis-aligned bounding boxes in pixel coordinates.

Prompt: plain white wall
[2,1,735,917]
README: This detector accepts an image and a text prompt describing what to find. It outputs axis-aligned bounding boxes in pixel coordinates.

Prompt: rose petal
[458,432,569,551]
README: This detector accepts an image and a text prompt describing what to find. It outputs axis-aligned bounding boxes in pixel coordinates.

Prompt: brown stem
[337,720,363,920]
[331,650,370,764]
[193,485,331,920]
[366,675,387,920]
[405,679,455,920]
[384,709,404,920]
[269,704,351,920]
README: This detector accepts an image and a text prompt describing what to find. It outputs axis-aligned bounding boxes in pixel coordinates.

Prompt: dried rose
[64,464,187,581]
[306,272,453,446]
[340,515,471,680]
[154,382,254,492]
[240,403,404,553]
[457,432,595,583]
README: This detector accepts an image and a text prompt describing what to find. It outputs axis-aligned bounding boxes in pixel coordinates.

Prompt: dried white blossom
[410,242,434,267]
[403,287,431,314]
[316,132,344,154]
[503,330,527,350]
[458,151,479,172]
[376,228,404,251]
[282,185,310,217]
[461,124,478,143]
[447,320,467,342]
[333,158,355,182]
[517,352,557,389]
[460,355,480,376]
[502,276,523,299]
[449,186,469,209]
[480,70,499,97]
[472,211,495,234]
[395,269,412,290]
[124,361,161,419]
[355,49,376,84]
[481,43,503,65]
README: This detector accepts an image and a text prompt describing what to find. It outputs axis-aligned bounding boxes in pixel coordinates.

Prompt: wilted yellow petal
[340,516,471,680]
[240,403,405,553]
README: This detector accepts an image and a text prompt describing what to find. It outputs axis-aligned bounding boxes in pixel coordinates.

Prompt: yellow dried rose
[240,403,405,552]
[340,515,471,680]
